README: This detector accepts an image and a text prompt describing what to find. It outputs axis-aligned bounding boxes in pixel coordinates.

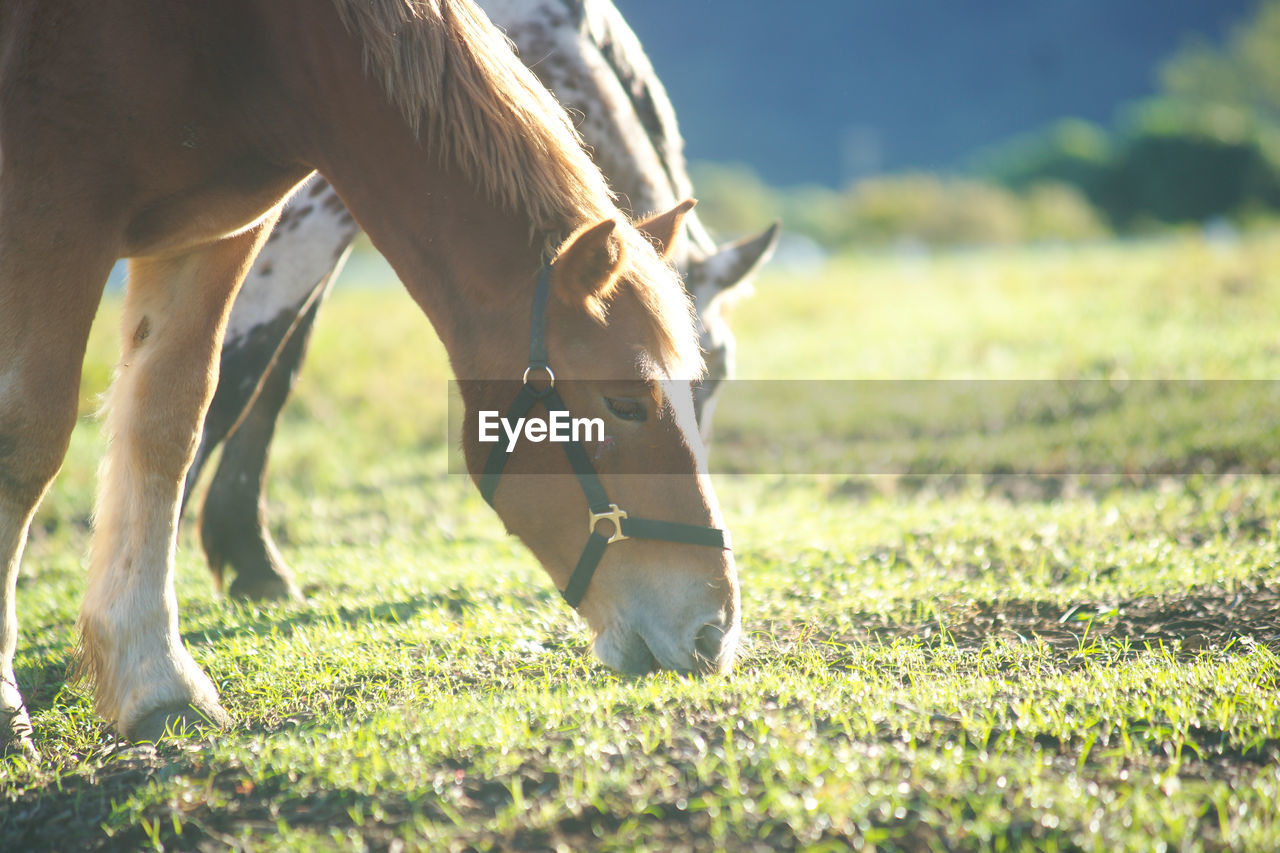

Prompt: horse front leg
[0,208,115,756]
[76,213,280,743]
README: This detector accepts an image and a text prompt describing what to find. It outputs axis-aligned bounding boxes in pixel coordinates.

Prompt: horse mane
[331,0,610,230]
[329,0,702,378]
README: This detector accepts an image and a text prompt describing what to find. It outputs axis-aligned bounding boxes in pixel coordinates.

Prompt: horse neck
[276,5,555,380]
[316,131,543,379]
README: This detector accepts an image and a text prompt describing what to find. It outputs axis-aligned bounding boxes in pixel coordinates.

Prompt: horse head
[462,201,739,675]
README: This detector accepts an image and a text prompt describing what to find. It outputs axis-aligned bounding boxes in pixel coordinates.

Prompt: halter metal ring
[522,364,555,390]
[588,504,629,543]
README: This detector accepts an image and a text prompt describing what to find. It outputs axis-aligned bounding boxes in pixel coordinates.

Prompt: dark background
[613,1,1255,187]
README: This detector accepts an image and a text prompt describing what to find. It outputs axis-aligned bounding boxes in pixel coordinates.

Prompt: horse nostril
[694,621,727,663]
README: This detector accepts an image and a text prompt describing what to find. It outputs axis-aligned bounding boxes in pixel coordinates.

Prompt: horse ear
[636,199,697,260]
[690,221,780,298]
[553,219,626,319]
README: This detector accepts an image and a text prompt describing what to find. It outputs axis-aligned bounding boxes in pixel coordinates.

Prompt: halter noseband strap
[479,259,731,610]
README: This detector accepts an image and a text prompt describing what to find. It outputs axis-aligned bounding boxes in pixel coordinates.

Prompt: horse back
[0,1,312,257]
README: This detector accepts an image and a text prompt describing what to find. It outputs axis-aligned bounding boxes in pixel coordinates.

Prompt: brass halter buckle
[588,504,629,543]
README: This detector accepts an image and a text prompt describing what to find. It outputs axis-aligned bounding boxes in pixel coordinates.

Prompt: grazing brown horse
[0,0,738,754]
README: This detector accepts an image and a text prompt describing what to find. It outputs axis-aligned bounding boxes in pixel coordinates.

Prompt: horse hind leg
[76,213,281,743]
[187,176,356,601]
[200,288,328,601]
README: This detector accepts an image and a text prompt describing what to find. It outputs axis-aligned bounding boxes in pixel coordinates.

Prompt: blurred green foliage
[1160,0,1280,125]
[984,0,1280,229]
[692,162,1106,250]
[694,1,1280,248]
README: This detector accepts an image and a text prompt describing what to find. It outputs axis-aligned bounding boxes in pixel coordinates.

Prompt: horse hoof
[1,732,38,762]
[1,718,37,761]
[1,689,37,760]
[228,572,302,602]
[126,701,231,744]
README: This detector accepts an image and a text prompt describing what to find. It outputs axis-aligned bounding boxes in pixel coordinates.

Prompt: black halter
[479,259,731,609]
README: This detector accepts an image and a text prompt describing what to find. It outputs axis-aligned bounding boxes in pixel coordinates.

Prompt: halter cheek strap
[478,260,731,610]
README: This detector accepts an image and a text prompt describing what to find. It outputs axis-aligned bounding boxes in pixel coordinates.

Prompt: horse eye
[604,396,647,422]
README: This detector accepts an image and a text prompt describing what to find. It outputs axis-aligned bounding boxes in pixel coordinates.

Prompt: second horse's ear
[692,221,780,299]
[636,199,697,260]
[553,219,626,321]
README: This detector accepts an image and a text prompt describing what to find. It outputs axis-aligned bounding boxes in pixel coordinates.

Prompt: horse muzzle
[593,590,740,676]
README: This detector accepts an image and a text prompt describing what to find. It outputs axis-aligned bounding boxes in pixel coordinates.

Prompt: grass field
[4,230,1280,851]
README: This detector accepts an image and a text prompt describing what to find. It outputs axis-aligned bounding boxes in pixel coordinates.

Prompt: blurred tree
[1160,0,1280,125]
[1105,99,1280,224]
[691,162,1106,250]
[977,0,1280,227]
[979,119,1113,202]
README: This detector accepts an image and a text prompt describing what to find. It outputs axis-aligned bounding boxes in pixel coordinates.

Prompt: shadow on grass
[53,759,874,853]
[1,747,170,852]
[12,592,493,720]
[13,582,578,732]
[768,572,1280,660]
[180,590,478,646]
[8,576,1280,851]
